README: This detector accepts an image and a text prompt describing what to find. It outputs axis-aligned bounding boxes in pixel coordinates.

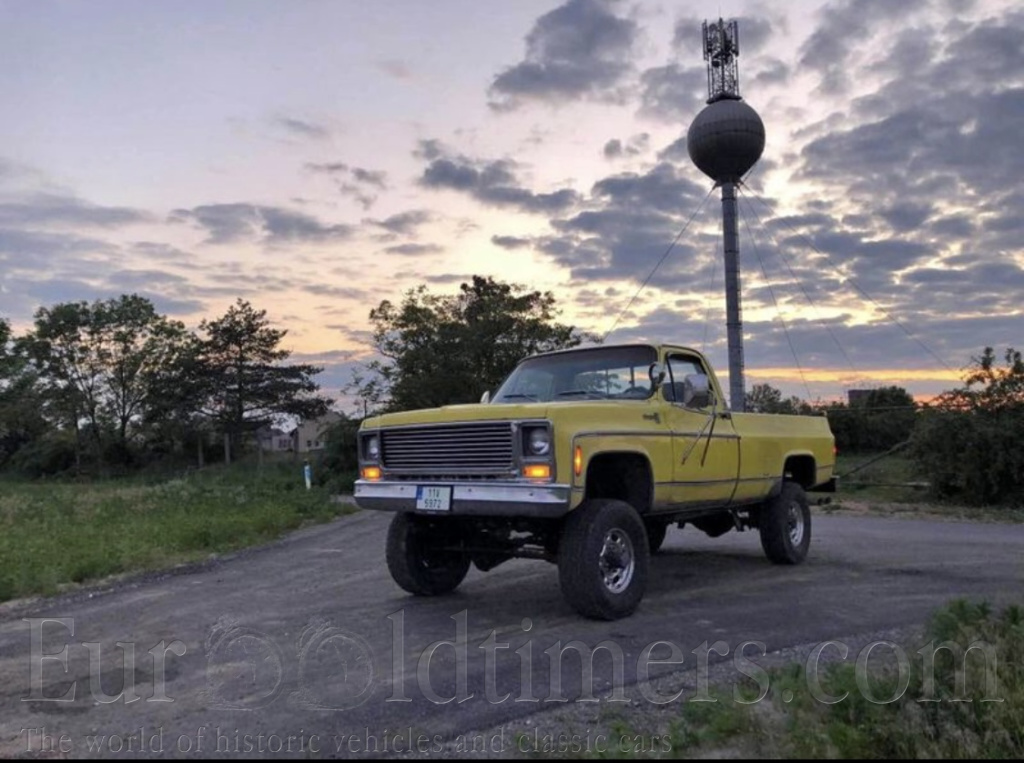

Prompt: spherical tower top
[687,99,765,183]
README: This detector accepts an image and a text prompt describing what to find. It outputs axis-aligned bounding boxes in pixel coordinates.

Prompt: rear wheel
[759,482,811,564]
[558,499,650,620]
[386,513,470,595]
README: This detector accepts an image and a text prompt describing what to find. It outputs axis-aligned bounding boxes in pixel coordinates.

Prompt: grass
[604,599,1024,759]
[0,459,358,604]
[827,452,1024,522]
[834,451,926,504]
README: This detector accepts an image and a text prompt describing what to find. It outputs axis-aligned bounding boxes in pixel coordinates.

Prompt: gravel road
[2,509,1022,758]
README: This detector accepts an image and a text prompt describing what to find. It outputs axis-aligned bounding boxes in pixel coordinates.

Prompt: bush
[315,415,360,492]
[911,348,1024,507]
[912,409,1024,506]
[7,431,78,477]
[824,387,918,454]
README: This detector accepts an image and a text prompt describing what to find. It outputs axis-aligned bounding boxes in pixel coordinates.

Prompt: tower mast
[687,19,765,412]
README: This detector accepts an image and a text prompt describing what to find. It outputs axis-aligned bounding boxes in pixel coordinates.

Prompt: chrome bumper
[354,480,572,519]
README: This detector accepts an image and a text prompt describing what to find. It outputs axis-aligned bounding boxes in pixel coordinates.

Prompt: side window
[665,355,710,408]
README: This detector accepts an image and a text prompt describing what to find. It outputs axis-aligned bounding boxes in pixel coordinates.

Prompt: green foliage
[6,430,78,477]
[314,414,360,493]
[662,599,1024,760]
[0,463,356,603]
[353,275,595,413]
[744,382,815,414]
[912,348,1024,506]
[823,386,917,453]
[4,295,333,476]
[199,298,331,457]
[21,295,202,466]
[0,319,49,467]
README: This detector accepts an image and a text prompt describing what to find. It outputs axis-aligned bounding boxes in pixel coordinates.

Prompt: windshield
[492,345,658,403]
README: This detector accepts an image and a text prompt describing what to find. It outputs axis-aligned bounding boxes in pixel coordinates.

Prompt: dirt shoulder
[816,497,1024,524]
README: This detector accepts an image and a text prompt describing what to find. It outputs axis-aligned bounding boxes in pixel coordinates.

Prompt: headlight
[366,435,380,460]
[527,428,551,456]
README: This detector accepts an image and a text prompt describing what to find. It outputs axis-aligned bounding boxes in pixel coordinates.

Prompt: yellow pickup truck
[355,343,835,620]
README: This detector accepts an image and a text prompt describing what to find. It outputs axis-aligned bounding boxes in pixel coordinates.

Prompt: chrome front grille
[381,422,515,475]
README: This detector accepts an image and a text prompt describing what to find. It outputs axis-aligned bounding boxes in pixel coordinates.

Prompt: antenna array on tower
[702,19,741,103]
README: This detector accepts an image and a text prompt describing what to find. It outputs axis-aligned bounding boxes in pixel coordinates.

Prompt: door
[662,352,740,509]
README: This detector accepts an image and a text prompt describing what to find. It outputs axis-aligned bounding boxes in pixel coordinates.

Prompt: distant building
[257,426,294,453]
[293,411,343,453]
[847,389,872,405]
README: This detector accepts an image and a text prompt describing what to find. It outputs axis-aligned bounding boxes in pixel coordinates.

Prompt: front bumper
[354,480,573,518]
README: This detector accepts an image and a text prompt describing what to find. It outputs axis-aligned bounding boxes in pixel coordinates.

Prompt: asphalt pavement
[2,509,1022,758]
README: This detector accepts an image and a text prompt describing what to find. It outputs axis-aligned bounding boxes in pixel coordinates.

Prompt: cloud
[169,203,352,245]
[637,63,707,122]
[526,162,712,288]
[417,141,580,215]
[301,284,374,300]
[656,135,689,162]
[366,209,434,236]
[350,167,387,189]
[305,161,388,208]
[491,235,531,250]
[798,0,928,95]
[130,241,196,264]
[0,229,120,271]
[488,0,639,110]
[273,116,332,141]
[0,194,152,229]
[602,133,649,160]
[374,59,414,80]
[383,243,444,256]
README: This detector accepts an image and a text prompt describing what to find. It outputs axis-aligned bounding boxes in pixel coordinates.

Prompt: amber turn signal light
[574,446,583,477]
[361,466,382,480]
[522,464,551,480]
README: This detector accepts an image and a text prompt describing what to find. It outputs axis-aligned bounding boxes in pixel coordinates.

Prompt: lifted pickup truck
[355,343,835,620]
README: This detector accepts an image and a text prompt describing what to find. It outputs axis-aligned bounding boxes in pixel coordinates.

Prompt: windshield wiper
[555,389,607,399]
[498,393,538,402]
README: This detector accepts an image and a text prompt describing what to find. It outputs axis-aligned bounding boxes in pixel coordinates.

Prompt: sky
[2,0,1022,409]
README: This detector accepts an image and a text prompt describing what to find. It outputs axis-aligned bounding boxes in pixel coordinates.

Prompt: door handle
[642,412,661,424]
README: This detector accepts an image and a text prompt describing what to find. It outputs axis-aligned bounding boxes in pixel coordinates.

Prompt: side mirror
[682,373,712,409]
[648,363,667,390]
[480,390,491,404]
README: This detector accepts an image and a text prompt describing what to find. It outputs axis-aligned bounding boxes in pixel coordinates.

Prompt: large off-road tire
[759,481,811,565]
[558,499,650,620]
[386,513,470,596]
[644,519,669,554]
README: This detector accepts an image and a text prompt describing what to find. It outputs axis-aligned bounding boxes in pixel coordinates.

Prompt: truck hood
[362,400,651,429]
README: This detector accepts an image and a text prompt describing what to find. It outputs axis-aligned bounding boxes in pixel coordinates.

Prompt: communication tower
[687,18,765,412]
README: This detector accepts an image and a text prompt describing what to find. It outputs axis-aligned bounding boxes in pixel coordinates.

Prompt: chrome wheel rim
[787,503,805,546]
[599,528,635,594]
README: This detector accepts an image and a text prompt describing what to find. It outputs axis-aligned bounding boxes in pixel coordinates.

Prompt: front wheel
[386,513,470,595]
[759,482,811,564]
[558,499,650,620]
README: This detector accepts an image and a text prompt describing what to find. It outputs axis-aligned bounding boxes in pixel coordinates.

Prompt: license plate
[415,486,452,512]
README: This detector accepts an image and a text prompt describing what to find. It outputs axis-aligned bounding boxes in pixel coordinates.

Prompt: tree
[821,386,917,453]
[93,295,194,449]
[938,347,1024,412]
[912,347,1024,506]
[745,383,813,415]
[0,319,48,467]
[22,295,194,466]
[354,275,595,412]
[22,300,106,464]
[199,299,331,462]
